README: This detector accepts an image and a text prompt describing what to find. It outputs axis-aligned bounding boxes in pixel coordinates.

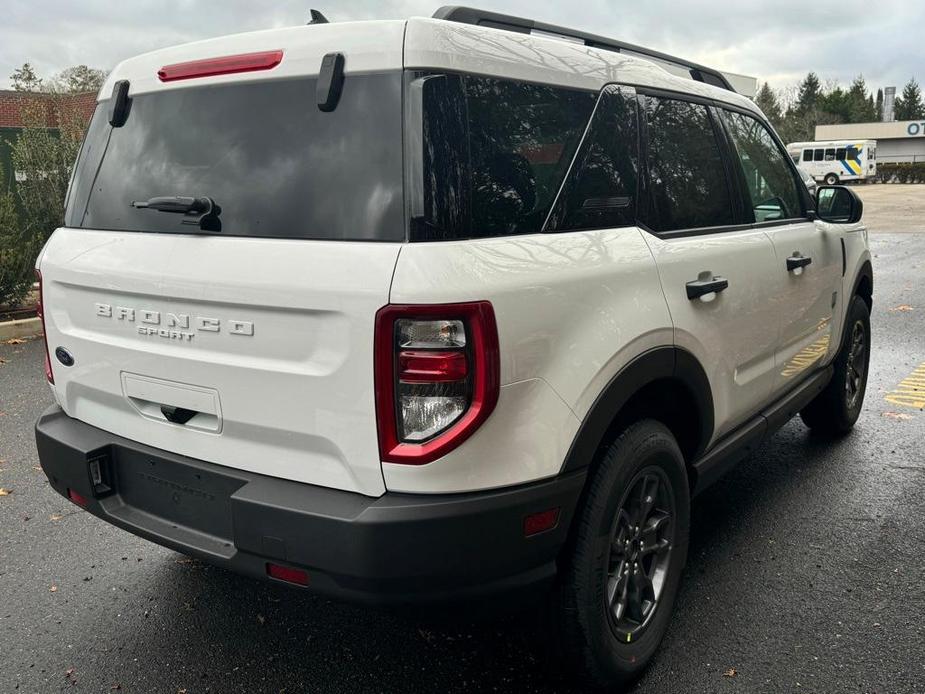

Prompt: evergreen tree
[754,82,783,127]
[818,87,849,124]
[894,79,924,120]
[846,76,876,123]
[795,72,822,115]
[875,88,884,121]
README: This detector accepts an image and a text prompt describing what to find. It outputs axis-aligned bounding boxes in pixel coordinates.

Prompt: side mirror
[815,185,863,224]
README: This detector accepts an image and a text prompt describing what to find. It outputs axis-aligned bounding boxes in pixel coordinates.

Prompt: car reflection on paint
[798,166,818,197]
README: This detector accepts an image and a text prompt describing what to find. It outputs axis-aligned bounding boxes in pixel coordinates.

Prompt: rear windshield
[66,73,405,241]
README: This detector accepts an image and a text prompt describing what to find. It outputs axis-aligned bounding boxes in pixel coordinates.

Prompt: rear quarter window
[66,73,405,241]
[410,73,596,241]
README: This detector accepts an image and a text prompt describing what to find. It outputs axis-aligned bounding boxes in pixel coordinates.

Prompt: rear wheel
[800,295,870,434]
[824,173,840,185]
[558,420,689,689]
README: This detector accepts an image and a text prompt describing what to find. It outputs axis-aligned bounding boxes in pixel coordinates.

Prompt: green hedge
[875,162,925,184]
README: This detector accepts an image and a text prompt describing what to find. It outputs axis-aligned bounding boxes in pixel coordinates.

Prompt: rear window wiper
[131,196,222,231]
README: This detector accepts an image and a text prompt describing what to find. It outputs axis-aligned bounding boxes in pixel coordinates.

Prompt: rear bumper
[35,406,585,604]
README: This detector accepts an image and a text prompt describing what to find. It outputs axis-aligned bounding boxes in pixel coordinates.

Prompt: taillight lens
[35,269,53,384]
[375,302,499,465]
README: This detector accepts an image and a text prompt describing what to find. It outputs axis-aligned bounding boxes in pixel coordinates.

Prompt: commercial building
[815,120,925,164]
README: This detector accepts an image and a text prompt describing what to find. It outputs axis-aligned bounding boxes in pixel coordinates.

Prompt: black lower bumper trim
[35,406,585,604]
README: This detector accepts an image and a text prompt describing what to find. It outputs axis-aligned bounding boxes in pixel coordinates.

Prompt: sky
[2,0,924,98]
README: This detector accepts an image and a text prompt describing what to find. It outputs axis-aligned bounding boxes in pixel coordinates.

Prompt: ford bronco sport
[34,7,873,688]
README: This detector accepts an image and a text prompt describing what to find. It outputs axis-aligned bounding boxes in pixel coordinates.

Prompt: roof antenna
[308,9,329,24]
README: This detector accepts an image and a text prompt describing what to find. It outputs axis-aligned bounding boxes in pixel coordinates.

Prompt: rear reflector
[523,508,560,537]
[266,562,309,586]
[158,50,284,82]
[67,488,89,508]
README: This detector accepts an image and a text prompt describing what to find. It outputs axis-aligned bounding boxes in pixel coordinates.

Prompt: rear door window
[639,95,735,232]
[66,73,405,241]
[411,74,596,240]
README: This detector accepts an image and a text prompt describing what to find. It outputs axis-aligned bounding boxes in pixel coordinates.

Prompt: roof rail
[432,6,737,94]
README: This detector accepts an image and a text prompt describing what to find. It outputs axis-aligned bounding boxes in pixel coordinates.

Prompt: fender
[849,259,873,308]
[829,258,873,360]
[559,346,714,473]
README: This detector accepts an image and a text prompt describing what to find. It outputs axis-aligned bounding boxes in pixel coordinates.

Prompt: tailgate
[40,228,400,496]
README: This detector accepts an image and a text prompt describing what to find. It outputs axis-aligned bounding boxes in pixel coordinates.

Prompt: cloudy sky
[2,0,923,96]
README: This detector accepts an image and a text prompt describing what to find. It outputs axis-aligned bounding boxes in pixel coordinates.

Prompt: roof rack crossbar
[432,6,737,94]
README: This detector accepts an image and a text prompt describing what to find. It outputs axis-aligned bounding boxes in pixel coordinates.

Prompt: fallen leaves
[0,487,12,496]
[50,513,64,521]
[65,667,77,686]
[3,337,27,345]
[883,411,914,421]
[889,304,914,312]
[723,667,737,678]
[49,585,58,592]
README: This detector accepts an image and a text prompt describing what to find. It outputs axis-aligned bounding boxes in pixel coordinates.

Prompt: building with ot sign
[816,120,925,163]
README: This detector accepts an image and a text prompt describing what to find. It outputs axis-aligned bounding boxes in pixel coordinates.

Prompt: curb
[0,317,42,342]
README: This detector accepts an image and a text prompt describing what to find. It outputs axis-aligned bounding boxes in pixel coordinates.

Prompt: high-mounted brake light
[375,302,500,465]
[157,50,284,82]
[35,269,53,384]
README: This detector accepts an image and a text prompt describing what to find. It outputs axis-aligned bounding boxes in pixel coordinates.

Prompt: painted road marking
[885,362,925,409]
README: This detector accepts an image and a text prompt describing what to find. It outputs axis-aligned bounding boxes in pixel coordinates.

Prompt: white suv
[34,7,873,688]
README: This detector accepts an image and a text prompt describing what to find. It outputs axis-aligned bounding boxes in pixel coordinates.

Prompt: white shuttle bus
[787,140,877,185]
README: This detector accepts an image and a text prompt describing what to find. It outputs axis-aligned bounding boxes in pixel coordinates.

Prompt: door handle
[786,255,813,272]
[686,276,729,300]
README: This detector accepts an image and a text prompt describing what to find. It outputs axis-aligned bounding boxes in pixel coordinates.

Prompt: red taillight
[398,350,469,383]
[524,508,560,537]
[266,562,309,586]
[67,488,89,508]
[157,50,283,82]
[35,269,53,384]
[374,302,500,465]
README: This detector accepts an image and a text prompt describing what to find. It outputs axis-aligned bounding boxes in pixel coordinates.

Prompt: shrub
[0,184,34,309]
[875,162,925,184]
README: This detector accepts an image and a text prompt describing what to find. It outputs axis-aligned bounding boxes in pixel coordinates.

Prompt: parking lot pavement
[1,232,924,694]
[853,184,925,233]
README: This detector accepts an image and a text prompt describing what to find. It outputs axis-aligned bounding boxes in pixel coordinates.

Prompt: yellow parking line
[885,362,925,409]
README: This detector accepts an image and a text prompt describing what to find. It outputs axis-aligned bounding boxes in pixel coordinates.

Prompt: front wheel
[558,420,690,689]
[824,173,840,185]
[800,295,871,434]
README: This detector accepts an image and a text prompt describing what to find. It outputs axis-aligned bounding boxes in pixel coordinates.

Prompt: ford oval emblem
[54,347,75,367]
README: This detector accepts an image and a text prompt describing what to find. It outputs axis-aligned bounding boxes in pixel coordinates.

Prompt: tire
[800,295,871,434]
[558,420,690,690]
[824,173,840,185]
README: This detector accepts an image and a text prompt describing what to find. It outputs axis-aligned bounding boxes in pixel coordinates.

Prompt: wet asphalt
[1,232,924,694]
